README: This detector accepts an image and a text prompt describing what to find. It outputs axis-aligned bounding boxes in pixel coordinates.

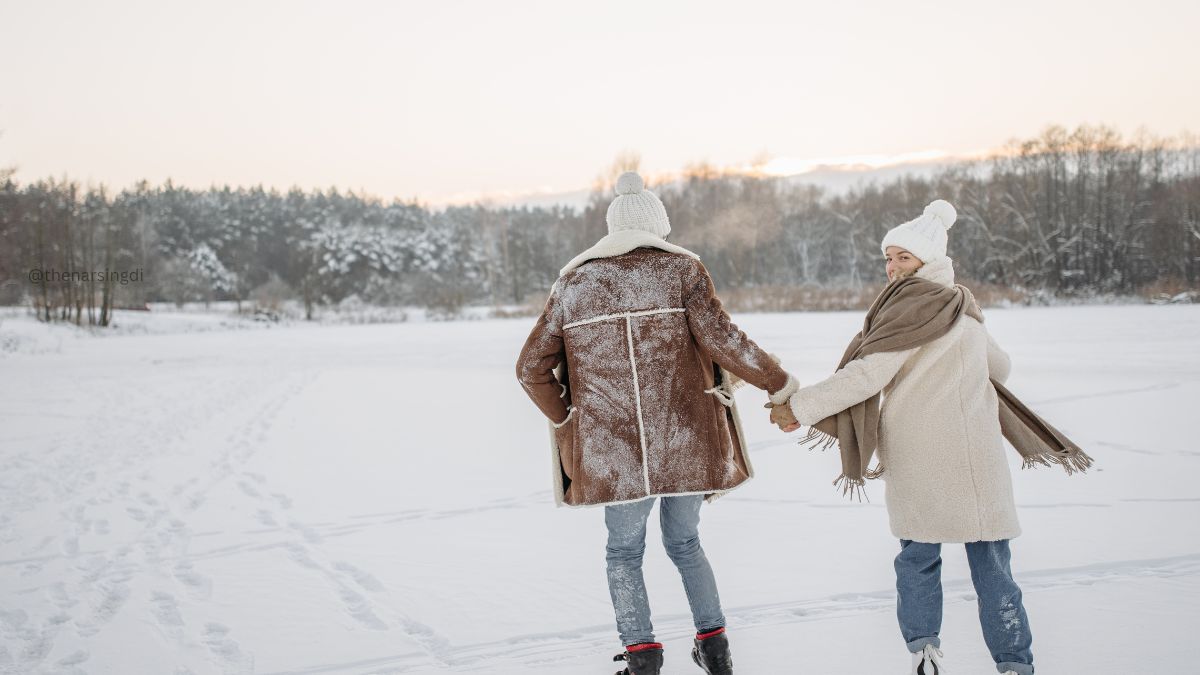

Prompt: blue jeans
[895,539,1034,675]
[605,495,725,646]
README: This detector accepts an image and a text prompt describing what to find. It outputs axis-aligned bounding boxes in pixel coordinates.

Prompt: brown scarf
[802,275,1094,499]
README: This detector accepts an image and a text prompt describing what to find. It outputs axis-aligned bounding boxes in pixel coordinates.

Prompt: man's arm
[515,290,570,425]
[683,261,796,403]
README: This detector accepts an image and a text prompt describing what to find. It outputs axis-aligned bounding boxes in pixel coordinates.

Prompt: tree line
[1,125,1196,325]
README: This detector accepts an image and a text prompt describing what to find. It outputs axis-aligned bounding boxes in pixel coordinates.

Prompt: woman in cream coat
[781,201,1035,675]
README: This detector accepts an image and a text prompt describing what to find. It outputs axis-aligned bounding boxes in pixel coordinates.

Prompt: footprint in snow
[61,535,80,557]
[256,510,277,527]
[288,520,322,544]
[150,591,185,629]
[56,649,89,667]
[76,581,131,636]
[201,622,241,659]
[338,588,388,630]
[46,582,77,610]
[173,561,213,599]
[284,542,320,569]
[334,561,385,592]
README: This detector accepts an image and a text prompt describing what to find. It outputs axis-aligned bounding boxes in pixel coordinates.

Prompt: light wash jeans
[895,539,1034,675]
[605,495,725,646]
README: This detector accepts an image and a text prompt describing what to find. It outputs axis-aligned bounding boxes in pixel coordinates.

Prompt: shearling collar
[559,229,700,277]
[914,256,956,287]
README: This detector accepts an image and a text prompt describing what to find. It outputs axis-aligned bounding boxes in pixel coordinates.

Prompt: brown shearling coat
[516,235,789,507]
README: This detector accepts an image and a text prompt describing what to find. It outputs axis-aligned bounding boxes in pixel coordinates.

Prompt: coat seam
[625,315,652,496]
[955,330,985,540]
[564,307,684,330]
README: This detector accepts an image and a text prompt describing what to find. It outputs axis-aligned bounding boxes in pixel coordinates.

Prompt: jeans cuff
[997,662,1033,675]
[905,636,941,653]
[621,636,656,647]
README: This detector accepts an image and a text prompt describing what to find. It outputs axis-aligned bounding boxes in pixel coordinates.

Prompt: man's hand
[765,401,801,433]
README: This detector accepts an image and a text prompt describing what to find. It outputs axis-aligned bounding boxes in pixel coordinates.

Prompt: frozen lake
[1,304,1198,674]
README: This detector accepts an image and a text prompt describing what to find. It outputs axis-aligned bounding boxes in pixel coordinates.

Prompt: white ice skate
[911,644,944,675]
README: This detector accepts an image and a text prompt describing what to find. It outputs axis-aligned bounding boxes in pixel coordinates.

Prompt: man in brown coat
[516,172,796,675]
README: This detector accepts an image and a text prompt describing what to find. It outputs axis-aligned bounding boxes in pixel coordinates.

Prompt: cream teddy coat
[788,257,1020,543]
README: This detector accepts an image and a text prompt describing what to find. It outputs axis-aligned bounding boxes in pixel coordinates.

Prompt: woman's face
[885,246,923,281]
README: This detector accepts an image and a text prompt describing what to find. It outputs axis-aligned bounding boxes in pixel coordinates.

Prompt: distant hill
[491,156,964,211]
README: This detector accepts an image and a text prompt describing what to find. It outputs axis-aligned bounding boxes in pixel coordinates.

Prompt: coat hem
[890,528,1022,544]
[555,480,751,509]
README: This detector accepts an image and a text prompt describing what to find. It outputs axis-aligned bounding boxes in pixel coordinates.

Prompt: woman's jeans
[896,539,1034,675]
[605,495,725,646]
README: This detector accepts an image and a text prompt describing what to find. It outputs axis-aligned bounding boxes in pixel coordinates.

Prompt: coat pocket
[553,409,579,482]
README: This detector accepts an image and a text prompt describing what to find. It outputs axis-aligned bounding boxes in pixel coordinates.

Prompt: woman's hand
[765,401,801,433]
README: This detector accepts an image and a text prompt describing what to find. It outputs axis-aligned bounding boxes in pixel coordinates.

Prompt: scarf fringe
[810,426,886,501]
[832,474,870,503]
[799,427,838,452]
[1020,447,1095,475]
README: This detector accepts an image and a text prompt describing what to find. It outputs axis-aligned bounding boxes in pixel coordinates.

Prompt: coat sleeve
[985,331,1012,384]
[788,348,916,425]
[683,261,794,399]
[515,288,570,425]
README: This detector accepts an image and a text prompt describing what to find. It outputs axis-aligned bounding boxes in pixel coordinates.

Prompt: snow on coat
[516,230,793,507]
[788,257,1021,543]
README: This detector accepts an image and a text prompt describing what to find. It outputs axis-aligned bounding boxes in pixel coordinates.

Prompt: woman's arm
[788,348,915,425]
[985,331,1011,384]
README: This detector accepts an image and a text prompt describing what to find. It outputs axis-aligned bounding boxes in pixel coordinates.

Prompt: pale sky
[2,0,1197,205]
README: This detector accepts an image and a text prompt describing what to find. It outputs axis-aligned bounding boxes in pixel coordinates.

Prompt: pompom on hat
[880,199,957,263]
[605,171,671,238]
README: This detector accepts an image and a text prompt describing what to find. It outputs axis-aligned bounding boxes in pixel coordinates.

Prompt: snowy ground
[1,305,1198,674]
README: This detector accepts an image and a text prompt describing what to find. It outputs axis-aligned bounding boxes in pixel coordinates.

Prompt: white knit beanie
[880,199,958,263]
[605,171,671,237]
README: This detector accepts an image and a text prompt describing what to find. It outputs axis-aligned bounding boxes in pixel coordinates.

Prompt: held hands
[765,401,801,433]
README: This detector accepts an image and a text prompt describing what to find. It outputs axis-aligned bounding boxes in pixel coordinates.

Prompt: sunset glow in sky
[2,0,1197,205]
